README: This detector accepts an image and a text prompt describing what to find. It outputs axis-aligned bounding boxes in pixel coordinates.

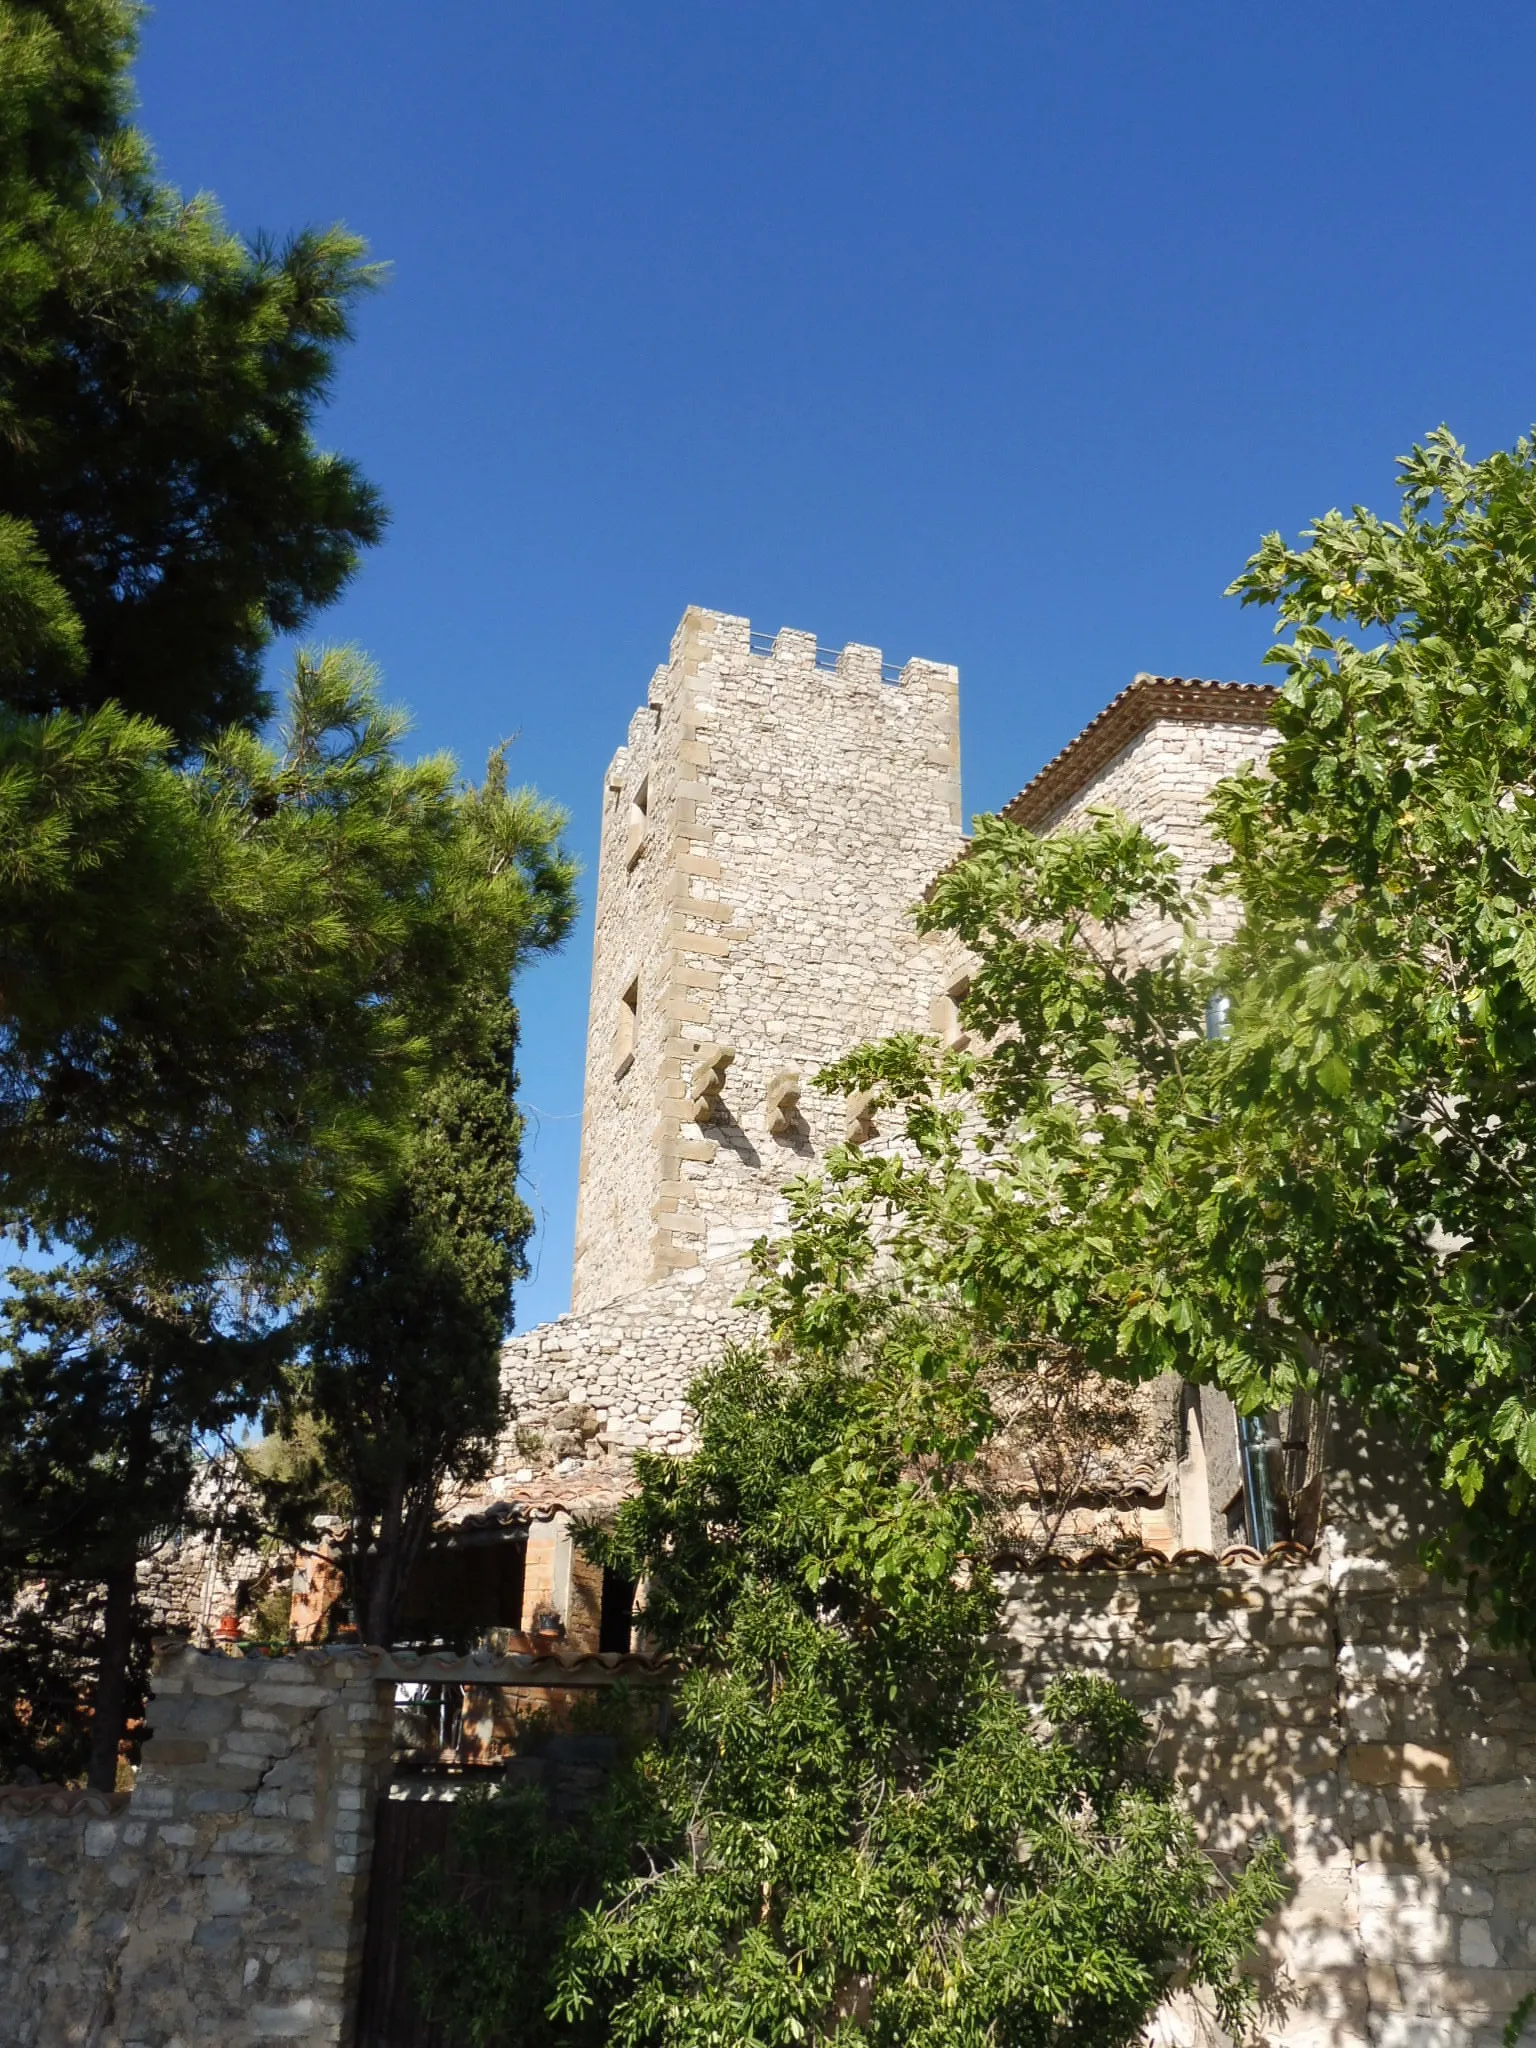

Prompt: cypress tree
[295,981,533,1648]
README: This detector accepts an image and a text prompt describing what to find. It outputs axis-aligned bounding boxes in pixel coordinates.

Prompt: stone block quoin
[570,606,963,1315]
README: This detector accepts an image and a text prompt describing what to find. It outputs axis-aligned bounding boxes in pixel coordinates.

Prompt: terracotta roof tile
[0,1784,128,1816]
[994,1539,1315,1573]
[152,1640,673,1684]
[451,1468,634,1530]
[999,674,1278,833]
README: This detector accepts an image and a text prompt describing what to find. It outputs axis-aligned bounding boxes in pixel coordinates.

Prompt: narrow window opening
[930,974,973,1050]
[614,976,638,1078]
[626,776,649,867]
[598,1567,636,1655]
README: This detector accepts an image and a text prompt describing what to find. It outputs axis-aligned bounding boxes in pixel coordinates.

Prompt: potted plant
[529,1604,563,1649]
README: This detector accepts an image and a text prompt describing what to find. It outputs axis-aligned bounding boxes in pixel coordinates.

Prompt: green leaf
[1316,1054,1351,1098]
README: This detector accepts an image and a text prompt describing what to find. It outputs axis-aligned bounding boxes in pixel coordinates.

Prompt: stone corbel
[765,1069,801,1135]
[844,1087,878,1147]
[689,1044,735,1124]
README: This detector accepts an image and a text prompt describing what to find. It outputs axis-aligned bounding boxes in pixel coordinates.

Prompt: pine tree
[2,649,576,1277]
[0,0,382,745]
[0,0,407,1259]
[0,664,575,1785]
[0,3,581,1788]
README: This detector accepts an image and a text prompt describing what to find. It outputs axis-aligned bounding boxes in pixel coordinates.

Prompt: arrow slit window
[614,976,638,1078]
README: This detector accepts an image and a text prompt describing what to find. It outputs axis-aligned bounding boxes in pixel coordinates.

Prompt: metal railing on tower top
[747,627,906,684]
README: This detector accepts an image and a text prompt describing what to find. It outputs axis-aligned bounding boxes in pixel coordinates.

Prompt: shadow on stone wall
[4,1430,1535,2048]
[999,1422,1536,2048]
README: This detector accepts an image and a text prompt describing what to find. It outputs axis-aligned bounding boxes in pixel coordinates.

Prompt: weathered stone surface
[998,1424,1536,2044]
[10,1487,1536,2048]
[0,1645,395,2047]
[1349,1744,1460,1789]
[568,608,963,1319]
[491,617,1261,1541]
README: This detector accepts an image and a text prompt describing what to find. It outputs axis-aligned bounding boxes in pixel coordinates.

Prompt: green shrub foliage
[784,429,1536,1649]
[411,1340,1285,2047]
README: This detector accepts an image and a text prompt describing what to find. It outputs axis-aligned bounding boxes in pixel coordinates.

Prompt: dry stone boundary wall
[0,1645,396,2048]
[4,1439,1535,2047]
[1003,1429,1536,2048]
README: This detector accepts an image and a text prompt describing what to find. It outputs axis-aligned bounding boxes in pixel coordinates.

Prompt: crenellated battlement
[570,606,964,1312]
[741,621,947,689]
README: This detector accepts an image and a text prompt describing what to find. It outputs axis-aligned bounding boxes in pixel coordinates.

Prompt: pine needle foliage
[0,2,580,1782]
[1,645,576,1275]
[0,651,575,1779]
[0,3,508,1272]
[0,0,383,745]
[411,1339,1285,2047]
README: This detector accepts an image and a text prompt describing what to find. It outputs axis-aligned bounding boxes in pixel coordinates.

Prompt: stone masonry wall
[0,1645,396,2047]
[1032,711,1279,954]
[7,1439,1535,2046]
[511,680,1289,1512]
[571,608,963,1311]
[138,1525,276,1639]
[1000,1429,1536,2048]
[490,1261,751,1486]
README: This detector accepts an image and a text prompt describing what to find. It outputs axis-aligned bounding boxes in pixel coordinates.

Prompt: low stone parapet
[0,1644,397,2047]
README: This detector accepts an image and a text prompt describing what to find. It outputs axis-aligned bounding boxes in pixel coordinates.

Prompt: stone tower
[570,606,963,1312]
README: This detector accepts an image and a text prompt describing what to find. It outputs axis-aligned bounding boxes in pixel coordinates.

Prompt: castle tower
[570,607,963,1312]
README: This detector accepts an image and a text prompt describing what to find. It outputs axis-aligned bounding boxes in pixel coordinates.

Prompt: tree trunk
[86,1560,136,1794]
[357,1477,439,1647]
[359,1482,405,1646]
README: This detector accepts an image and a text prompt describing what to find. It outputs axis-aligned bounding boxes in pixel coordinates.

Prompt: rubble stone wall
[493,1261,750,1482]
[7,1441,1535,2047]
[1032,711,1279,955]
[138,1526,274,1637]
[1000,1431,1536,2048]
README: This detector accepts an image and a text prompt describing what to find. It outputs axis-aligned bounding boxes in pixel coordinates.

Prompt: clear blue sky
[133,2,1536,1329]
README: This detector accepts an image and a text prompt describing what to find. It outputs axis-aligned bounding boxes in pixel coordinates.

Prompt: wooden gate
[354,1796,453,2048]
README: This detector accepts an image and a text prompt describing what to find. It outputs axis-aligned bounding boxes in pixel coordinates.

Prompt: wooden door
[354,1796,452,2048]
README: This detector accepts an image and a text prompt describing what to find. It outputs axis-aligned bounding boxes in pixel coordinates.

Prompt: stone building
[7,608,1535,2047]
[254,604,1298,1646]
[460,605,1289,1583]
[407,607,1531,2046]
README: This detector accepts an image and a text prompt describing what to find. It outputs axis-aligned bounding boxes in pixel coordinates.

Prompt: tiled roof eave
[999,674,1279,834]
[149,1639,675,1684]
[0,1784,129,1816]
[994,1539,1316,1574]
